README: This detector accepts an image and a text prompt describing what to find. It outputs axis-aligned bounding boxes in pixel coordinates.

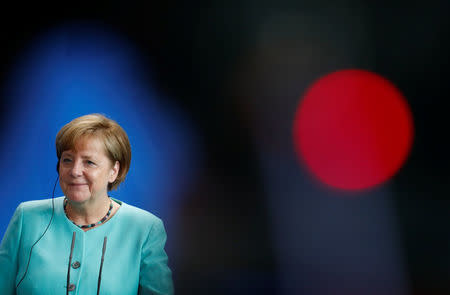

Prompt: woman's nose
[70,161,83,177]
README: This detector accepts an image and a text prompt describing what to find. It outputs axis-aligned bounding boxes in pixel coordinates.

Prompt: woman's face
[59,136,119,204]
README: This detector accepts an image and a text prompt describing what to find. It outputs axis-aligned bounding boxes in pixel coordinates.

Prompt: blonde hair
[56,114,131,190]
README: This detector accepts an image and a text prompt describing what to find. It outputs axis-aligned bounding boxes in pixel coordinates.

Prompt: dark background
[1,1,450,294]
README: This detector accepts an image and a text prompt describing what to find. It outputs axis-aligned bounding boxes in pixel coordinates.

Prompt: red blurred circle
[293,69,414,191]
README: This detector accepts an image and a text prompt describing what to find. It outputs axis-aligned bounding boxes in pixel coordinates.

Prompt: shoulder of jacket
[120,202,163,226]
[18,197,60,215]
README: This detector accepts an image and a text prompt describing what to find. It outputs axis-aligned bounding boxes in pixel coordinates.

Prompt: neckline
[64,197,113,229]
[58,196,124,234]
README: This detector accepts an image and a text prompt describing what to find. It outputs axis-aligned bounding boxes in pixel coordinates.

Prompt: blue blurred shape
[0,22,199,236]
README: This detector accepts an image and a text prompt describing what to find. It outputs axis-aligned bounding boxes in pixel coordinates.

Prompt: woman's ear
[109,161,120,183]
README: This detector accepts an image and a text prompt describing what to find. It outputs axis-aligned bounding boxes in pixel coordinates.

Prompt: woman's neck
[65,196,111,226]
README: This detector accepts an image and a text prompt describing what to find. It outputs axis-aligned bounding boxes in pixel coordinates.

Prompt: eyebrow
[61,152,96,159]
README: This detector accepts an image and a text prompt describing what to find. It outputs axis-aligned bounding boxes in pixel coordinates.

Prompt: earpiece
[17,175,59,288]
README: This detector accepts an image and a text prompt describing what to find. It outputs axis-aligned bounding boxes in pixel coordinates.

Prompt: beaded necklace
[63,198,113,229]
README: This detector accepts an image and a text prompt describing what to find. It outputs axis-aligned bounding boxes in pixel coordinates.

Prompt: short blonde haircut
[56,114,131,190]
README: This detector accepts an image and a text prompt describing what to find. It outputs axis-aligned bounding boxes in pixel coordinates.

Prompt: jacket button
[68,284,76,291]
[72,261,81,269]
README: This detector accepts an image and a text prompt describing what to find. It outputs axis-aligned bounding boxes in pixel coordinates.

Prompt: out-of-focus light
[293,69,414,191]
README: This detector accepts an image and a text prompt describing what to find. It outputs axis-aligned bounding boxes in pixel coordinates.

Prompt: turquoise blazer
[0,197,174,294]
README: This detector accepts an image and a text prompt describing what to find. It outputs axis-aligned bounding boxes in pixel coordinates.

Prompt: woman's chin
[65,193,91,203]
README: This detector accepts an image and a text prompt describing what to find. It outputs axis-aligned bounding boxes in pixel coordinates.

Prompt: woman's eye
[87,160,96,166]
[62,158,72,163]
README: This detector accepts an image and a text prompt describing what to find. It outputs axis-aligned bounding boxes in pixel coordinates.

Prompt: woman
[0,114,174,294]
